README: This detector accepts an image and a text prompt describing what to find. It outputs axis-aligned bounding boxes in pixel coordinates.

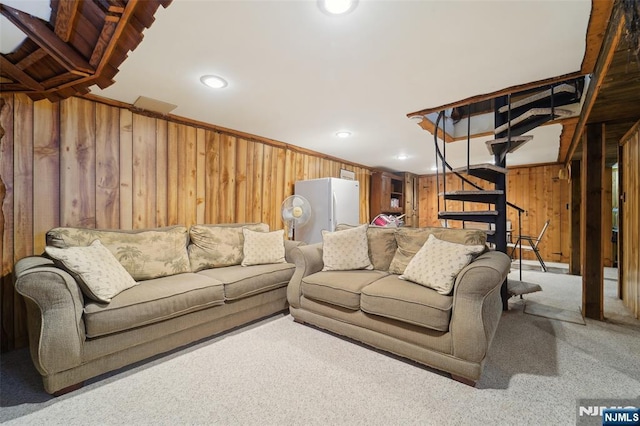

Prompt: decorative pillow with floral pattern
[389,227,486,275]
[188,223,269,271]
[46,240,138,303]
[399,234,485,294]
[46,226,191,281]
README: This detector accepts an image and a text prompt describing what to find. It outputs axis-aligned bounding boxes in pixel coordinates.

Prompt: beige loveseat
[287,225,511,386]
[14,223,302,395]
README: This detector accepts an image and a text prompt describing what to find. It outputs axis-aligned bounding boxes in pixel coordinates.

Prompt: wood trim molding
[81,94,373,173]
[620,119,640,146]
[415,117,454,142]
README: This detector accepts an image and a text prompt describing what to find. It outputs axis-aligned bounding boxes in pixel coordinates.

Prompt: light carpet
[1,266,639,425]
[524,301,586,325]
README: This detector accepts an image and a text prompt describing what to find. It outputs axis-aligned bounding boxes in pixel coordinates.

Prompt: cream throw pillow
[399,234,485,295]
[321,224,373,271]
[241,228,286,266]
[45,240,137,303]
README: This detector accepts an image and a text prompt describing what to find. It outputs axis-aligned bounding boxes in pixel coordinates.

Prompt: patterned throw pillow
[321,224,373,271]
[189,223,269,271]
[45,240,137,303]
[335,224,397,271]
[241,228,286,266]
[388,227,487,275]
[399,234,485,295]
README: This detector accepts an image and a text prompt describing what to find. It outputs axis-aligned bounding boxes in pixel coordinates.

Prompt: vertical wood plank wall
[0,94,372,351]
[620,121,639,319]
[418,164,573,264]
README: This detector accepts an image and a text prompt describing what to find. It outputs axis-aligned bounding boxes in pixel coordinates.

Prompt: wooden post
[581,124,605,320]
[570,160,581,275]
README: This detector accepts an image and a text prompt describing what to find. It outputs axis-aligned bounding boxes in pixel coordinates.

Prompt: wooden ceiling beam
[0,3,94,76]
[0,0,171,100]
[92,0,140,74]
[107,0,126,14]
[41,71,81,90]
[580,0,615,74]
[0,55,44,90]
[54,0,81,42]
[563,2,625,166]
[90,20,118,68]
[15,48,48,70]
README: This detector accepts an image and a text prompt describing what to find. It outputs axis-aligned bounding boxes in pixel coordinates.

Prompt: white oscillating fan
[281,195,311,238]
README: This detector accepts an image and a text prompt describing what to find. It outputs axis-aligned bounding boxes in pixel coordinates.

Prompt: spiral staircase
[426,78,584,308]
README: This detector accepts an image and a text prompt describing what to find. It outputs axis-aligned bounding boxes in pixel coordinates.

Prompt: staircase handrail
[432,110,526,214]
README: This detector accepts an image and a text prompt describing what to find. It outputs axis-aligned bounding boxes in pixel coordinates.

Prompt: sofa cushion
[197,263,295,301]
[361,275,453,332]
[241,228,286,266]
[400,234,485,295]
[188,223,269,271]
[321,224,373,271]
[45,240,138,303]
[46,226,191,281]
[388,227,487,275]
[336,224,397,271]
[83,273,224,338]
[301,270,388,310]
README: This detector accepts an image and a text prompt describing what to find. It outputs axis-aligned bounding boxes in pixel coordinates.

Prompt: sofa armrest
[286,243,324,308]
[284,239,306,263]
[14,256,86,376]
[449,250,510,363]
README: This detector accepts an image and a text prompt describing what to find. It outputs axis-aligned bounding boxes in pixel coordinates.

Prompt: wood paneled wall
[620,121,639,319]
[418,164,573,264]
[0,94,372,350]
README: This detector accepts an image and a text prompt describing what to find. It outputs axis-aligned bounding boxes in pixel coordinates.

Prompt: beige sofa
[14,223,302,395]
[287,225,511,386]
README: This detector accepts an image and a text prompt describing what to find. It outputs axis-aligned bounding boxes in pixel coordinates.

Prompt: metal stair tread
[453,163,508,175]
[498,84,577,113]
[438,210,499,216]
[494,107,572,135]
[485,135,533,155]
[441,190,504,196]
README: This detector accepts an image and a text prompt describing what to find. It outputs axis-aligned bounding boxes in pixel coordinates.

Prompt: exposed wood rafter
[53,0,81,42]
[0,56,44,90]
[0,0,172,101]
[0,3,94,75]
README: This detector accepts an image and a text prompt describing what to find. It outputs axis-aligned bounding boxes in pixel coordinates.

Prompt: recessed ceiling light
[200,75,228,89]
[430,166,438,171]
[396,154,409,160]
[318,0,358,16]
[335,131,352,138]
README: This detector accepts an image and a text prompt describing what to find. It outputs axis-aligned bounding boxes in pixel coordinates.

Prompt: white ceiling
[88,0,592,174]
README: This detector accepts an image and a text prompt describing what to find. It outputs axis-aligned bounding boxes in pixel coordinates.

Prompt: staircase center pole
[494,95,510,310]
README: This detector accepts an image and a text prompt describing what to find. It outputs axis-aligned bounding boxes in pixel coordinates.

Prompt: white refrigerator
[294,178,360,244]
